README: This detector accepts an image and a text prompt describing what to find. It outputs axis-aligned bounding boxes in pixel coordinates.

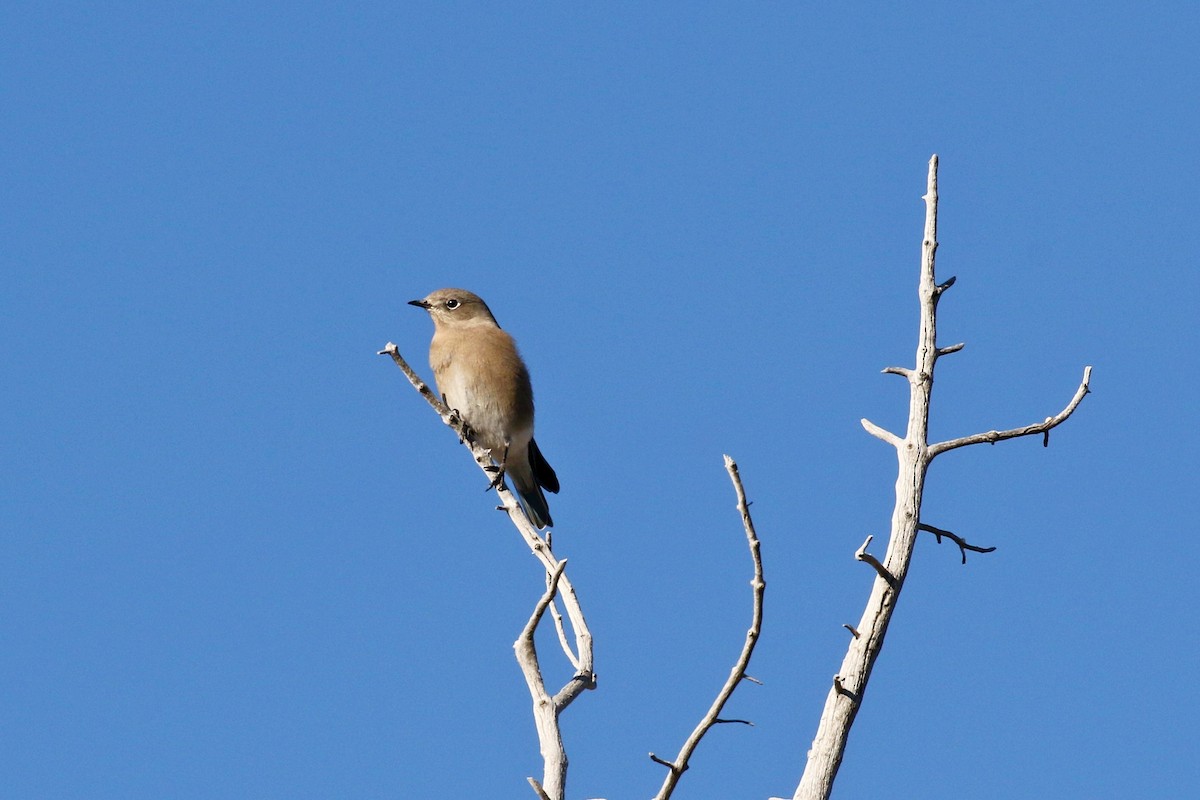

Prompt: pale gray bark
[379,343,595,800]
[793,155,1092,800]
[650,455,766,800]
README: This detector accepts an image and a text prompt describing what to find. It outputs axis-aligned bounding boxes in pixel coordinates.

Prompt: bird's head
[408,288,499,328]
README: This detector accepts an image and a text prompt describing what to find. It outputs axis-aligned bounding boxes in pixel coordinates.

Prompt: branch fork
[380,342,595,800]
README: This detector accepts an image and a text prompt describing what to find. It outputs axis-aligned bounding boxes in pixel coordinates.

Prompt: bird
[408,288,559,529]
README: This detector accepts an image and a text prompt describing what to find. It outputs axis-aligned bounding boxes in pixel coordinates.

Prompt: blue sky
[3,3,1198,798]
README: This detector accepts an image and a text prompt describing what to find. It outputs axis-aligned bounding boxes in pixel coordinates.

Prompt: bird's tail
[511,439,557,529]
[513,478,553,529]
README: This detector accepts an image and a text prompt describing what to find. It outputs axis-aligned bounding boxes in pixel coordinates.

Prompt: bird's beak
[408,299,431,309]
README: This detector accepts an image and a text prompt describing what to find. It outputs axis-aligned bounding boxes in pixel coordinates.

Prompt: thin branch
[514,561,569,797]
[548,598,580,671]
[860,418,902,447]
[648,753,677,771]
[378,343,466,437]
[928,366,1093,458]
[521,561,567,642]
[382,342,595,800]
[527,778,552,800]
[650,455,766,800]
[854,535,896,589]
[918,522,996,564]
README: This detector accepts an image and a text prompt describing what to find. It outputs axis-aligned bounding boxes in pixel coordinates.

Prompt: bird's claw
[484,466,506,493]
[447,408,474,444]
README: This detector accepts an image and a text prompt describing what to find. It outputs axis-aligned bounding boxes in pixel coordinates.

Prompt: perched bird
[408,288,559,528]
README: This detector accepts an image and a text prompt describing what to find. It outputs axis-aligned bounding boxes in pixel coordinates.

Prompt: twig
[650,455,766,800]
[917,522,996,564]
[928,366,1093,458]
[854,535,896,589]
[527,778,552,800]
[860,418,901,447]
[548,599,581,671]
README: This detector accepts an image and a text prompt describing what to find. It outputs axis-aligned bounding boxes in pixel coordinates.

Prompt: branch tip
[843,623,860,639]
[861,418,901,447]
[651,457,766,798]
[918,523,996,564]
[929,365,1095,457]
[649,752,679,771]
[855,535,896,588]
[526,777,552,800]
[936,342,965,357]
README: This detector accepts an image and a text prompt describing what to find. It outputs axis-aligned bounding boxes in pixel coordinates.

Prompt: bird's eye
[444,298,460,310]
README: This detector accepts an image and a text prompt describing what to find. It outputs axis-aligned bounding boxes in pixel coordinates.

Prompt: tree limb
[380,343,596,800]
[650,455,766,800]
[917,522,996,564]
[927,366,1093,457]
[792,155,1092,800]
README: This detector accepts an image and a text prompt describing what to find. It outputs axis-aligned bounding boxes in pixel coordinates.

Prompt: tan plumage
[408,288,559,528]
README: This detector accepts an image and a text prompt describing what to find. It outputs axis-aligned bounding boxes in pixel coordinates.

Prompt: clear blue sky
[4,3,1197,798]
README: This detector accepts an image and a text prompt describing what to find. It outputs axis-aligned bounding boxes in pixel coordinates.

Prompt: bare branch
[936,342,965,357]
[548,598,580,671]
[513,561,570,797]
[378,343,467,438]
[382,342,595,800]
[527,778,552,800]
[918,523,996,564]
[854,535,896,589]
[650,455,766,800]
[928,366,1093,458]
[882,366,913,378]
[860,418,902,447]
[648,753,678,771]
[794,156,1091,800]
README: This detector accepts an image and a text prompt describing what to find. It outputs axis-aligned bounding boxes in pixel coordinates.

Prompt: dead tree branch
[792,156,1092,800]
[928,367,1093,457]
[917,522,996,564]
[649,455,765,800]
[379,343,596,800]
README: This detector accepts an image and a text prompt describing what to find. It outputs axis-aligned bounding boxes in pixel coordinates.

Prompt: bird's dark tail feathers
[514,482,553,529]
[514,439,558,529]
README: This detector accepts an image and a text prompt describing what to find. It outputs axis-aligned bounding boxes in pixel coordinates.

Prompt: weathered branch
[793,156,1093,800]
[854,535,896,589]
[928,366,1093,457]
[380,342,595,800]
[918,522,996,564]
[515,561,569,798]
[650,455,765,800]
[860,418,901,447]
[527,777,552,800]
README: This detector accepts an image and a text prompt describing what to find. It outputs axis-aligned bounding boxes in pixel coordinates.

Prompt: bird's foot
[447,409,474,444]
[483,465,506,493]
